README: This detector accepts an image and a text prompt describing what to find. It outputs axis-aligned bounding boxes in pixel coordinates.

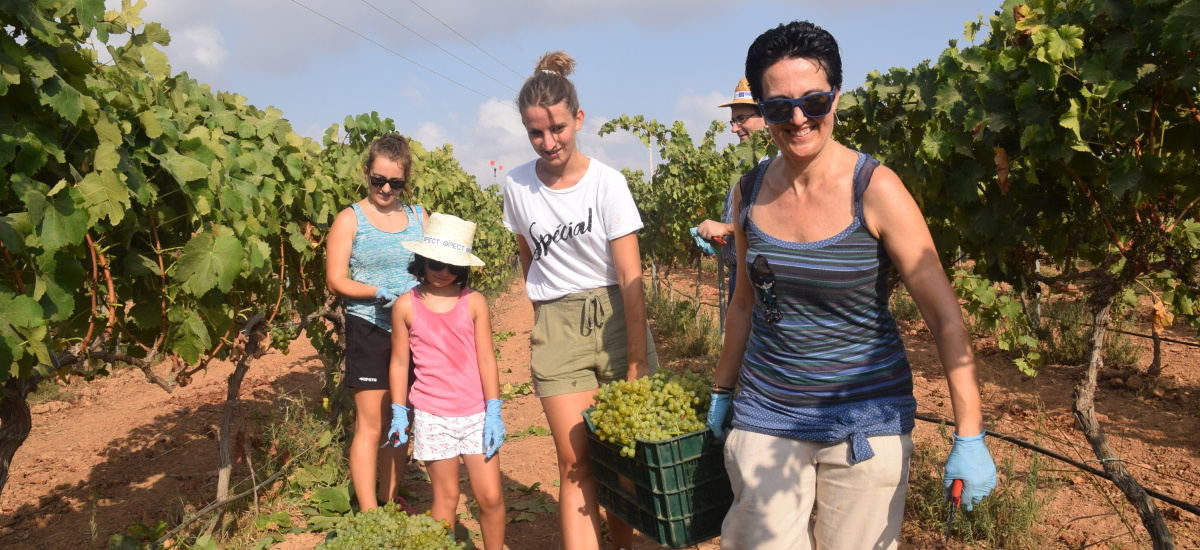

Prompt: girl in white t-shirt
[502,51,658,550]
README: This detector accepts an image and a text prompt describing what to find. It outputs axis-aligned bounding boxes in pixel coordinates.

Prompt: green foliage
[599,115,773,268]
[839,0,1200,373]
[506,424,551,440]
[108,520,168,550]
[907,425,1051,549]
[315,503,463,550]
[889,284,922,322]
[646,291,719,359]
[0,1,513,399]
[499,380,532,401]
[1036,298,1142,367]
[952,271,1042,376]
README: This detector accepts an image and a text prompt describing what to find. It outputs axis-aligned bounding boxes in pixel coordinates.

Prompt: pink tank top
[407,287,485,417]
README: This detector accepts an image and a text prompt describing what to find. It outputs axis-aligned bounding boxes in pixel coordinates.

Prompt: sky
[102,0,1005,188]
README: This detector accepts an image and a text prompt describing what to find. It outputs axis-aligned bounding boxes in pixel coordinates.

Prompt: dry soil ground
[2,270,1199,549]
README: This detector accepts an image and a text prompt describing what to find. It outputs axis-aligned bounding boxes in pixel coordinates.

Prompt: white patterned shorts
[412,408,485,461]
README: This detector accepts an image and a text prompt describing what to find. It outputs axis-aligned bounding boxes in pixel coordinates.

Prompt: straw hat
[402,213,485,267]
[718,78,756,108]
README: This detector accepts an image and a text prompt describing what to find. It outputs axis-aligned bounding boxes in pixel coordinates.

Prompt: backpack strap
[736,158,770,232]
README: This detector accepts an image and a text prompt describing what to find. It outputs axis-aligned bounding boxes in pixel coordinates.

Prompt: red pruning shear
[710,236,727,246]
[945,479,963,543]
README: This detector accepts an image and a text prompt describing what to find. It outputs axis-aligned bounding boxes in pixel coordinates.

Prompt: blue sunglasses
[758,90,837,124]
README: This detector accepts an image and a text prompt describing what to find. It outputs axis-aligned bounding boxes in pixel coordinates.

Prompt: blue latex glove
[690,227,717,255]
[705,392,734,440]
[375,287,400,308]
[387,404,410,447]
[483,399,505,458]
[943,431,998,511]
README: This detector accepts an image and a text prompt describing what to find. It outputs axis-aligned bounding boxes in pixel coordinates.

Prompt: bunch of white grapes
[590,371,712,458]
[316,502,464,550]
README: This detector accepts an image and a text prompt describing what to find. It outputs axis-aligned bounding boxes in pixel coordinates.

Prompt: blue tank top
[345,203,423,330]
[732,153,916,464]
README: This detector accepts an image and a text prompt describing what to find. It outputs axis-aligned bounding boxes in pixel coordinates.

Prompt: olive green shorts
[529,285,659,398]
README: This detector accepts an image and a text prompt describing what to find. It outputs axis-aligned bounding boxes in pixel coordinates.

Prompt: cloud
[411,121,451,151]
[400,87,425,106]
[675,89,729,136]
[174,26,228,70]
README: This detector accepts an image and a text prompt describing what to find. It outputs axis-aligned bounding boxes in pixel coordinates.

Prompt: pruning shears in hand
[945,478,963,543]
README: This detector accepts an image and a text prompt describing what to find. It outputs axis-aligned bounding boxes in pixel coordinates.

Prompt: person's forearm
[620,278,649,371]
[714,293,752,388]
[932,321,984,436]
[328,277,383,300]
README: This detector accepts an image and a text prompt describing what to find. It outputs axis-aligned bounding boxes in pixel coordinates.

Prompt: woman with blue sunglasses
[706,21,996,549]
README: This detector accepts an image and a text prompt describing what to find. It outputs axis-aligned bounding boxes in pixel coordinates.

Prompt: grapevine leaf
[170,312,210,364]
[1108,154,1143,197]
[94,142,119,172]
[37,76,84,124]
[77,170,131,225]
[0,291,46,330]
[314,486,351,514]
[35,250,84,322]
[93,115,122,144]
[175,230,245,295]
[38,188,88,251]
[138,110,162,138]
[1059,98,1082,143]
[123,253,161,277]
[156,151,209,183]
[0,215,27,254]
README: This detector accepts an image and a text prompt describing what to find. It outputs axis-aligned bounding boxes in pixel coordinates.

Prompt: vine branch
[0,240,25,295]
[1056,160,1127,254]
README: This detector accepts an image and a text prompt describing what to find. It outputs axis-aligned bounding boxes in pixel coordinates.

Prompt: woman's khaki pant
[720,429,913,550]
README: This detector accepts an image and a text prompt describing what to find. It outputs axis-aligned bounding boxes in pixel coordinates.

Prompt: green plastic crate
[583,408,733,548]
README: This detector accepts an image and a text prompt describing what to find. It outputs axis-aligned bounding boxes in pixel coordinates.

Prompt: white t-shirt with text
[502,158,644,302]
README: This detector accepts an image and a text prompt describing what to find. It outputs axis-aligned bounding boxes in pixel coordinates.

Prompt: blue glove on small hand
[483,399,505,458]
[690,227,717,255]
[943,431,998,511]
[375,287,401,308]
[387,404,410,447]
[706,393,734,440]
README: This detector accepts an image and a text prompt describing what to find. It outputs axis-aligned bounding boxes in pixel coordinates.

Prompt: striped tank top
[731,152,915,464]
[345,203,423,331]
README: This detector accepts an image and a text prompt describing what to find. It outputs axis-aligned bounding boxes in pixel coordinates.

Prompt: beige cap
[718,78,756,108]
[401,213,485,267]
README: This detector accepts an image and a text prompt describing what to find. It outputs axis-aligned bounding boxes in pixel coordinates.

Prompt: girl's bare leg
[463,452,506,550]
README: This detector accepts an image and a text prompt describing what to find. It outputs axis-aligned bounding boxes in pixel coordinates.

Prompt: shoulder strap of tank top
[351,203,367,225]
[851,152,880,220]
[736,158,771,232]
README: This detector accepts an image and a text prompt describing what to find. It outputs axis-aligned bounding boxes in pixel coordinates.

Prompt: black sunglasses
[369,174,407,188]
[758,90,837,124]
[427,259,466,274]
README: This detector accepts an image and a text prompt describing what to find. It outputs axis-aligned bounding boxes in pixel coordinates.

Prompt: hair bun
[535,51,576,78]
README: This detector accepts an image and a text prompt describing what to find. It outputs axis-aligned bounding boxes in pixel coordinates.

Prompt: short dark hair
[745,21,843,101]
[407,254,471,289]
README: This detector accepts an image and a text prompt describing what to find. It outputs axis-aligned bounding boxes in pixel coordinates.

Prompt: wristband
[712,383,735,395]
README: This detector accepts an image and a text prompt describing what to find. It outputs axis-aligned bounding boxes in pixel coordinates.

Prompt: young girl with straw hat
[385,212,506,549]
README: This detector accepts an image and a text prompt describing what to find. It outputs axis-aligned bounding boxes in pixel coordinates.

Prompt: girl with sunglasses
[386,213,505,549]
[502,51,658,550]
[325,133,427,512]
[706,21,996,549]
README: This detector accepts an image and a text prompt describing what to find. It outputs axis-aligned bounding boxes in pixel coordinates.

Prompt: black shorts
[344,314,393,390]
